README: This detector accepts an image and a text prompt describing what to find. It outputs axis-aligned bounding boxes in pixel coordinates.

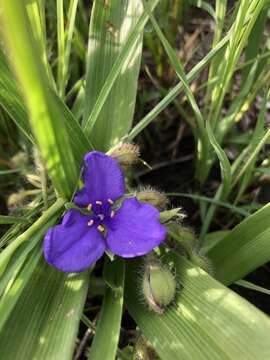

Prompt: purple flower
[43,151,166,272]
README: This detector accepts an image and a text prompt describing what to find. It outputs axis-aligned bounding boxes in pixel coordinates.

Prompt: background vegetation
[0,0,270,359]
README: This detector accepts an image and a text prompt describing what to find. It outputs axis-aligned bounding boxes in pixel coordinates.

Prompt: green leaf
[166,192,248,216]
[242,5,268,83]
[89,258,125,360]
[0,258,88,360]
[232,89,270,196]
[58,0,79,97]
[0,43,93,171]
[190,0,216,20]
[207,202,270,285]
[0,215,29,225]
[0,0,78,197]
[202,230,230,254]
[0,198,66,278]
[0,48,34,143]
[236,280,270,296]
[0,246,42,331]
[0,44,92,175]
[83,0,158,149]
[206,120,232,199]
[125,253,270,360]
[128,32,230,140]
[142,0,209,182]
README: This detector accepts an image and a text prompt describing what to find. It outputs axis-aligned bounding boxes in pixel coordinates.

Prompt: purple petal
[73,187,91,207]
[105,198,166,258]
[74,151,125,207]
[43,209,105,272]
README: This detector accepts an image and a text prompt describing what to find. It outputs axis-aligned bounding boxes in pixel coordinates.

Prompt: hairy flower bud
[142,256,176,314]
[7,192,24,208]
[168,223,198,251]
[136,186,168,210]
[135,336,158,360]
[11,151,28,170]
[190,250,214,275]
[107,142,140,167]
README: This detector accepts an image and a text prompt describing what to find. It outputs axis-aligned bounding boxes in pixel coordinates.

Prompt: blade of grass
[128,32,230,140]
[205,0,227,103]
[166,192,248,216]
[232,89,270,190]
[205,120,232,199]
[60,0,79,97]
[207,202,270,284]
[142,0,209,182]
[0,0,78,197]
[190,0,216,20]
[0,198,65,278]
[89,258,125,360]
[0,246,42,331]
[233,89,270,203]
[0,257,88,360]
[83,0,158,148]
[26,0,56,90]
[235,280,270,296]
[199,0,268,185]
[0,48,33,143]
[0,215,29,225]
[242,5,268,83]
[0,47,92,165]
[56,0,65,97]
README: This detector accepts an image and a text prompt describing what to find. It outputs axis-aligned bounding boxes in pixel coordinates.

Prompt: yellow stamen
[107,198,114,204]
[97,225,105,232]
[88,219,94,226]
[87,203,92,211]
[110,210,115,218]
[96,201,102,205]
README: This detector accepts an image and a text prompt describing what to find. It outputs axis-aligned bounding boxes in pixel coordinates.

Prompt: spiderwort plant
[44,151,167,272]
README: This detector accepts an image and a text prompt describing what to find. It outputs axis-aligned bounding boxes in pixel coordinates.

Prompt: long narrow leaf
[83,0,156,149]
[207,203,270,284]
[0,258,88,360]
[89,258,125,360]
[125,254,270,360]
[0,0,78,197]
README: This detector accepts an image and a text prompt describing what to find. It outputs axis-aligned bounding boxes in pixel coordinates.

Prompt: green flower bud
[159,207,184,224]
[142,257,176,314]
[136,186,168,210]
[107,142,140,167]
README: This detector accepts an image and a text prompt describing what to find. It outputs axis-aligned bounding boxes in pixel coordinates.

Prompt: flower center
[98,214,105,221]
[87,199,115,233]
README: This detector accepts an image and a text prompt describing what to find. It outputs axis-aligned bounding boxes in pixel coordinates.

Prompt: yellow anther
[88,219,94,226]
[96,201,102,205]
[110,210,115,218]
[87,203,92,211]
[97,225,105,232]
[107,198,114,204]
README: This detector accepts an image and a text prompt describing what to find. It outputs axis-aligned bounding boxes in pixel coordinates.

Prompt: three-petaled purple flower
[44,151,166,272]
